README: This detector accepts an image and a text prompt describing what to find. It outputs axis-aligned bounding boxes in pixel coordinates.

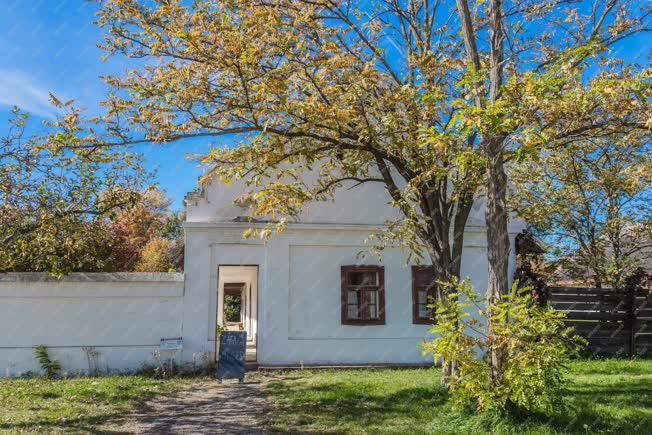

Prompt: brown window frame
[341,265,386,326]
[412,266,437,324]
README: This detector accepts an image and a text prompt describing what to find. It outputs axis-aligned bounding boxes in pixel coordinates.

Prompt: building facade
[182,176,524,366]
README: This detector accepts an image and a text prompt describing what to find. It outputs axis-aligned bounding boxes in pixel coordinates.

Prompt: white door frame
[216,265,258,346]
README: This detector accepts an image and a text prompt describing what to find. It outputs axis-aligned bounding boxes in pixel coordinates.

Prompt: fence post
[623,269,649,358]
[625,287,635,357]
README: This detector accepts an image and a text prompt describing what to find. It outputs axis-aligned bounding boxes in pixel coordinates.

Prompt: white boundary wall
[0,273,186,377]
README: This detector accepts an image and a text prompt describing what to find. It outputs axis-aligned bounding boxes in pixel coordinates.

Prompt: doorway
[217,266,258,362]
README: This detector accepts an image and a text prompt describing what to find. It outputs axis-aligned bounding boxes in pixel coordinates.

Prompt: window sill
[341,319,386,326]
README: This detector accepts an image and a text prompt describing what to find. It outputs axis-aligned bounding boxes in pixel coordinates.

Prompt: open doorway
[217,266,258,363]
[223,282,245,329]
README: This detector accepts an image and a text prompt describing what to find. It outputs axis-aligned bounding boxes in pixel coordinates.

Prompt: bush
[33,345,61,378]
[421,279,585,414]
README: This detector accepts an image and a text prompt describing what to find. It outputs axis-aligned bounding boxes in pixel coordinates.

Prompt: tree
[135,237,173,272]
[107,188,172,271]
[161,211,186,272]
[92,0,650,385]
[160,211,185,241]
[106,188,185,271]
[513,133,651,290]
[0,107,144,275]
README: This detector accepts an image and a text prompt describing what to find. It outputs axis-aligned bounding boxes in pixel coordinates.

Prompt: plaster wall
[0,273,185,377]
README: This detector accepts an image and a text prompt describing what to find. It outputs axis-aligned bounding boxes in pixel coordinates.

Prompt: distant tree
[160,211,185,241]
[0,107,143,275]
[167,238,185,272]
[135,237,173,272]
[223,295,242,323]
[107,188,171,271]
[513,133,651,289]
[161,211,186,272]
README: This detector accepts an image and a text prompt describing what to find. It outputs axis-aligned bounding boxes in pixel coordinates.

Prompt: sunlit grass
[1,360,649,433]
[0,375,202,432]
[261,359,652,434]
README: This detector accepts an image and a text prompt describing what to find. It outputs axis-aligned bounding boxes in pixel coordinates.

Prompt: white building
[0,175,523,376]
[182,175,523,367]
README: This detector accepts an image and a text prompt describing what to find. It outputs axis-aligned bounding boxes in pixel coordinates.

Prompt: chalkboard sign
[216,331,247,383]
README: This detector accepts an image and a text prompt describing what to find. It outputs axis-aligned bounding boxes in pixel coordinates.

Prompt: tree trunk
[485,138,510,385]
[451,193,474,278]
[426,245,457,387]
[485,0,509,388]
[426,194,474,387]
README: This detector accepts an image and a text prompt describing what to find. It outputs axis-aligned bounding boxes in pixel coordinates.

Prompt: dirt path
[121,380,268,434]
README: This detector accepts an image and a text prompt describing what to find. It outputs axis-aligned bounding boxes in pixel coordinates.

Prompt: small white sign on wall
[160,337,183,351]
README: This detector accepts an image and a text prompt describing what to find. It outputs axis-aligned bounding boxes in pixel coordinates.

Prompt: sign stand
[216,331,247,383]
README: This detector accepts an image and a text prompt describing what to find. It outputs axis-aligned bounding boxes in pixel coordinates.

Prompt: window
[412,266,437,324]
[341,265,385,325]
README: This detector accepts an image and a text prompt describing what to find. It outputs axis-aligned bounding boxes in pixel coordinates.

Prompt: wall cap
[183,220,526,234]
[0,272,184,283]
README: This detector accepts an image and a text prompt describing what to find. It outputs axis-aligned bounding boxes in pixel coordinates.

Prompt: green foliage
[421,279,585,414]
[0,108,146,276]
[216,324,227,337]
[223,295,242,323]
[160,211,185,241]
[512,134,651,288]
[33,345,61,379]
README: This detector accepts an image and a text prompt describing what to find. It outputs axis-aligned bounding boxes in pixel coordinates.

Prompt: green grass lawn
[0,375,201,432]
[1,360,649,433]
[261,359,652,434]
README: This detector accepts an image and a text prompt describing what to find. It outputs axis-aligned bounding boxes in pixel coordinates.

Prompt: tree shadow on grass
[0,412,127,434]
[567,378,652,408]
[267,380,448,430]
[0,382,184,433]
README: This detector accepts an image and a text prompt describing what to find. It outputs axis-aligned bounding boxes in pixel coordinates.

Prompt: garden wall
[0,273,186,377]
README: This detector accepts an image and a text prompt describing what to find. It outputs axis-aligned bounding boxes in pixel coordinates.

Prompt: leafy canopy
[0,106,145,275]
[91,0,650,280]
[512,133,651,288]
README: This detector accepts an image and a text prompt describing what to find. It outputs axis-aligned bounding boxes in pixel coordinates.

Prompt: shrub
[33,345,61,378]
[421,279,585,414]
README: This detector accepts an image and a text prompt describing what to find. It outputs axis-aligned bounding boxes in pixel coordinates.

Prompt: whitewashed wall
[0,273,185,377]
[186,170,490,228]
[183,223,518,366]
[183,167,524,367]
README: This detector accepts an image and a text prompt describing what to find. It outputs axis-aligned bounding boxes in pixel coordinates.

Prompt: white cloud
[0,69,61,119]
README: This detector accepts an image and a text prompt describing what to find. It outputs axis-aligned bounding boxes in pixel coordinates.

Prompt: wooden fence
[549,286,651,357]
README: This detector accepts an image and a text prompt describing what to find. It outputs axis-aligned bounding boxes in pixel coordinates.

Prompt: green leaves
[0,109,147,275]
[512,132,651,288]
[33,345,61,379]
[422,280,585,414]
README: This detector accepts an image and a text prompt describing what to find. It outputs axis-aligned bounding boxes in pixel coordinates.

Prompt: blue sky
[0,0,212,210]
[0,1,649,210]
